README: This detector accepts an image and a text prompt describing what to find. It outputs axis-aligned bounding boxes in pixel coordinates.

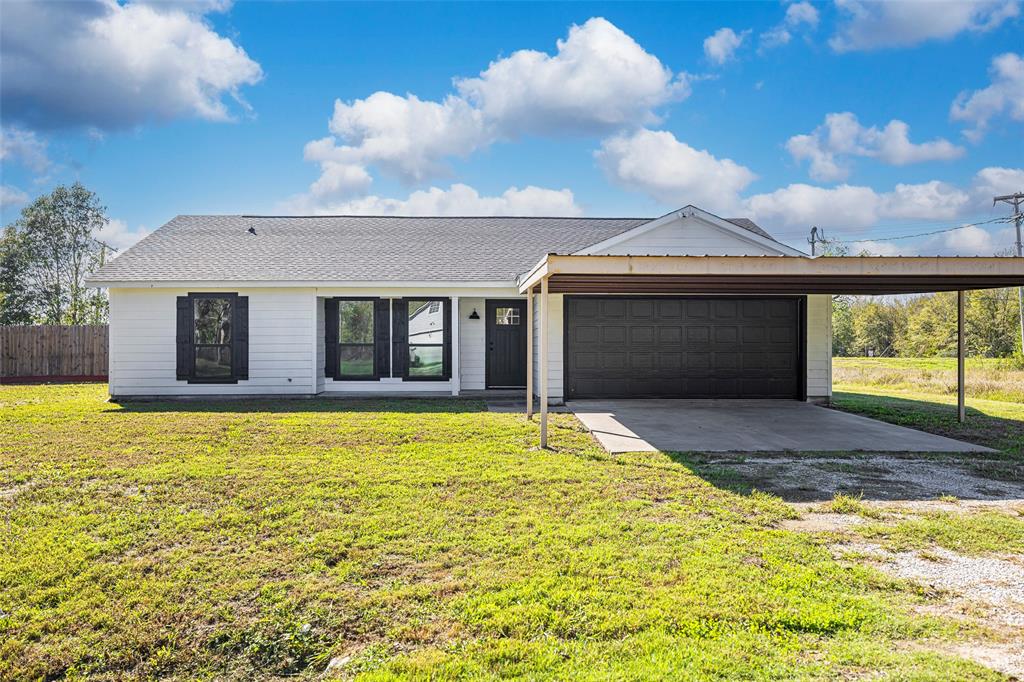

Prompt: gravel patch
[779,512,866,532]
[706,454,1024,504]
[833,541,1024,677]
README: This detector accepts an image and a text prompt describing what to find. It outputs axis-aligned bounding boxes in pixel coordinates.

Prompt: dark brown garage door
[565,297,803,399]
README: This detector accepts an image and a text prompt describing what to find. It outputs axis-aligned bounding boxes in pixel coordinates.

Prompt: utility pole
[807,226,824,257]
[994,192,1024,352]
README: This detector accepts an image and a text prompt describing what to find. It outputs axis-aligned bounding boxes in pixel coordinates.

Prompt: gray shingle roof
[89,213,777,283]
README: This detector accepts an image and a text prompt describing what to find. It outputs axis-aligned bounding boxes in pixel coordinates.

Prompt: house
[87,206,1024,426]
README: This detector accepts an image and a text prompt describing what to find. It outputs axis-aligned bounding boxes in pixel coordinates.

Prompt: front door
[486,299,528,388]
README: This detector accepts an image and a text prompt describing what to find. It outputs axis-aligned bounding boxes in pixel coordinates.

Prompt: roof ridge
[231,214,650,220]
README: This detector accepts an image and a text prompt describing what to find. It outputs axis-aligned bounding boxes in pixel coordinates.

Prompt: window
[325,298,389,381]
[403,298,449,379]
[407,299,445,377]
[176,293,248,383]
[339,300,375,378]
[495,306,520,326]
[194,298,233,378]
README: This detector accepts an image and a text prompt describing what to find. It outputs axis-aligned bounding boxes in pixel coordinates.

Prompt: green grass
[860,511,1024,555]
[834,356,1024,404]
[0,384,1005,680]
[833,357,1024,458]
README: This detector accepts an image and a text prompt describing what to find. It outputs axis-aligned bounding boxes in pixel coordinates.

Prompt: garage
[565,296,804,399]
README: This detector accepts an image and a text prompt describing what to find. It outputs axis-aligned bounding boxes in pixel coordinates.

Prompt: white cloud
[457,17,689,136]
[295,17,689,211]
[877,181,970,220]
[743,168,1014,233]
[0,126,50,173]
[595,128,757,212]
[759,2,819,52]
[0,0,263,130]
[282,183,582,217]
[785,1,820,27]
[321,92,489,188]
[93,219,151,252]
[745,183,884,229]
[970,166,1024,201]
[0,185,29,210]
[786,112,964,181]
[830,0,1020,52]
[950,52,1024,141]
[703,28,749,65]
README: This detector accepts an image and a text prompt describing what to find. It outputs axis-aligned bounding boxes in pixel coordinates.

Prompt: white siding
[531,292,564,402]
[592,216,787,257]
[108,287,315,397]
[806,294,833,401]
[459,297,486,390]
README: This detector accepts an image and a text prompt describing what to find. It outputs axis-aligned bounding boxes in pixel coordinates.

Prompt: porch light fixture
[468,308,480,319]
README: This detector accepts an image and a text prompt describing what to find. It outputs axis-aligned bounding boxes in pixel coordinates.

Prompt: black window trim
[333,296,383,381]
[183,292,241,385]
[401,297,451,382]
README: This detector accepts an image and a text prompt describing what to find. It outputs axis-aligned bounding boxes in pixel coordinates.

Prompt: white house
[87,206,1024,414]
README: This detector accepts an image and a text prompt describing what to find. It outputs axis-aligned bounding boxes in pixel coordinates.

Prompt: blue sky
[1,1,1022,255]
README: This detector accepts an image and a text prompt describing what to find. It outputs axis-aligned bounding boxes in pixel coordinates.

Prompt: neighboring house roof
[88,211,782,284]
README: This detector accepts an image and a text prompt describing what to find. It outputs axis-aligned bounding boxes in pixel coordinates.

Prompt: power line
[833,216,1014,244]
[768,214,1015,240]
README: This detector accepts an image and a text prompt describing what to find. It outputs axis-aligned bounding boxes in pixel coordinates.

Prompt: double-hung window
[325,298,389,380]
[176,292,248,383]
[406,299,445,378]
[338,299,375,379]
[393,298,451,381]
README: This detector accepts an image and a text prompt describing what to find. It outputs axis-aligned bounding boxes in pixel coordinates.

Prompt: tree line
[1,183,112,325]
[832,290,1022,358]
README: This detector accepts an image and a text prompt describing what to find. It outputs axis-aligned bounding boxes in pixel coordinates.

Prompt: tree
[7,183,110,324]
[967,288,1020,357]
[831,295,856,356]
[897,293,957,357]
[852,299,906,356]
[0,226,37,324]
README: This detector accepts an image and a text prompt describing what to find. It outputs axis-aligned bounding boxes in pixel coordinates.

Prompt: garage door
[565,297,802,399]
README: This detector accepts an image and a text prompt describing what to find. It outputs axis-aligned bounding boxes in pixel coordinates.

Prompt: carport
[518,254,1024,448]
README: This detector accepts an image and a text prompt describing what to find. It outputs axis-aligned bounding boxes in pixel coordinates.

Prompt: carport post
[526,290,533,419]
[958,290,966,423]
[540,276,549,448]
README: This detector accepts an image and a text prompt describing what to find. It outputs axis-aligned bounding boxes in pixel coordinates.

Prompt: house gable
[574,206,804,257]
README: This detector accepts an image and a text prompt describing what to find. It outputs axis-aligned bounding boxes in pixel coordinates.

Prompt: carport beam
[526,290,533,418]
[958,290,965,423]
[540,276,549,448]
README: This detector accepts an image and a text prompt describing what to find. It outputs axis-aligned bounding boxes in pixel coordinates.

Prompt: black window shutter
[325,298,339,380]
[443,298,452,380]
[374,298,390,378]
[233,295,249,380]
[392,299,408,378]
[176,296,192,380]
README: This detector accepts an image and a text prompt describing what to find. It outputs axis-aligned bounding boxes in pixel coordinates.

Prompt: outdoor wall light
[468,309,480,319]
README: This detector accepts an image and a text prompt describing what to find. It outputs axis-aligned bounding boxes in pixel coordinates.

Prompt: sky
[1,0,1022,257]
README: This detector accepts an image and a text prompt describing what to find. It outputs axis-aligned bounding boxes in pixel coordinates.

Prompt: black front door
[486,300,528,388]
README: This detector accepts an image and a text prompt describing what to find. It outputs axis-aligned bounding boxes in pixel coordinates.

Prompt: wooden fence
[0,325,108,382]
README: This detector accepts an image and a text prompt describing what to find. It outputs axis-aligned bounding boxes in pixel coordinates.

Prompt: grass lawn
[0,384,1006,680]
[833,357,1024,457]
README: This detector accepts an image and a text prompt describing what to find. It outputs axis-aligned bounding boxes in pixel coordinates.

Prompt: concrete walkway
[567,399,994,453]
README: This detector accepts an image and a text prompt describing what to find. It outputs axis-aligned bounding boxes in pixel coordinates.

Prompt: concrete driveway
[567,399,993,453]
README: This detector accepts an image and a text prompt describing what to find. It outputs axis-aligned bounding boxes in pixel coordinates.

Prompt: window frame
[401,297,451,382]
[334,297,381,381]
[184,292,240,385]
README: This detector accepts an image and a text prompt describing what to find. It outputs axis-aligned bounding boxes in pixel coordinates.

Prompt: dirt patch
[704,454,1024,504]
